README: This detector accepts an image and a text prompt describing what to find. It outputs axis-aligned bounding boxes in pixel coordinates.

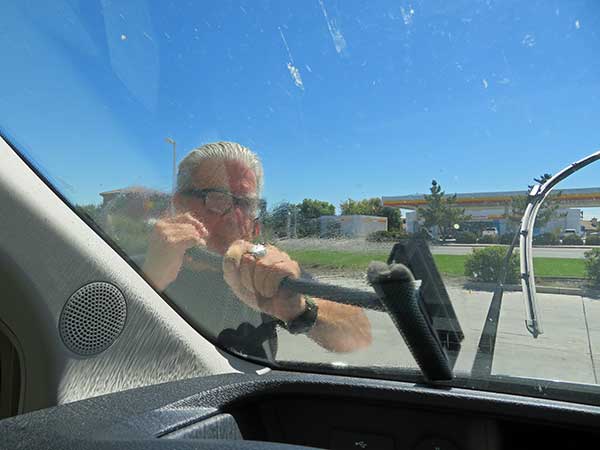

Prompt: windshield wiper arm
[520,149,600,337]
[187,246,384,310]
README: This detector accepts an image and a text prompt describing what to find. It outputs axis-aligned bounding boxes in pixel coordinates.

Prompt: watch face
[286,297,319,335]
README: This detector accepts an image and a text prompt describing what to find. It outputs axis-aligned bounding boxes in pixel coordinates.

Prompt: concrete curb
[463,282,600,297]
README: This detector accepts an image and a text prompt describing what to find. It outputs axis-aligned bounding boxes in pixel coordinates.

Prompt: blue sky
[1,0,600,215]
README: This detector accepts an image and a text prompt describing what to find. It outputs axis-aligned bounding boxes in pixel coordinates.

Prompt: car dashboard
[1,370,599,450]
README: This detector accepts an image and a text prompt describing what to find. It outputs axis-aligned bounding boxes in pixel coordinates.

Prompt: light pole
[292,205,298,238]
[165,137,177,215]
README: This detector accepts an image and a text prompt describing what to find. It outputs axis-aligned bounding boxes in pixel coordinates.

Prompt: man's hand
[142,213,208,290]
[223,240,305,322]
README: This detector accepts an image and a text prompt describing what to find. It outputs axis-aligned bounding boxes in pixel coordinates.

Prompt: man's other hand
[223,240,306,322]
[142,213,208,290]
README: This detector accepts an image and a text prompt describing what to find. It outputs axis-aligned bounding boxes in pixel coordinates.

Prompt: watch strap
[280,296,318,335]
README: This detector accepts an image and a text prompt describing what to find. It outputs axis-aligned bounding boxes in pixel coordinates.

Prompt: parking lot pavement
[581,298,600,381]
[492,292,597,384]
[277,275,600,386]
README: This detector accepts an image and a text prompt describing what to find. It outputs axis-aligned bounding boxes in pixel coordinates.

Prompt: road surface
[278,238,592,259]
[430,245,589,259]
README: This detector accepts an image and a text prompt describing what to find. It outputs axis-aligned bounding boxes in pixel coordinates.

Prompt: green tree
[340,197,382,215]
[339,198,357,215]
[295,199,334,238]
[339,197,402,231]
[260,199,335,239]
[76,203,103,223]
[256,199,276,241]
[381,206,402,231]
[148,195,171,215]
[504,173,562,231]
[268,202,294,238]
[107,214,153,255]
[417,180,470,239]
[298,198,335,218]
[258,199,268,222]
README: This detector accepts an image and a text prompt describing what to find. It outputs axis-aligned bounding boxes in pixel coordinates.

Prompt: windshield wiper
[187,246,454,381]
[520,150,600,337]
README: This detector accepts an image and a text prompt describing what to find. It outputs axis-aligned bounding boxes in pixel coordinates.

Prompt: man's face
[176,159,259,254]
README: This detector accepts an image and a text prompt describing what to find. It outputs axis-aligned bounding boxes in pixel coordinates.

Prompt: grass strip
[287,250,586,279]
[531,257,586,278]
[431,254,469,276]
[287,249,389,270]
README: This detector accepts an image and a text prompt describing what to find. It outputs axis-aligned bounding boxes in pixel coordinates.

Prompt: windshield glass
[2,1,600,404]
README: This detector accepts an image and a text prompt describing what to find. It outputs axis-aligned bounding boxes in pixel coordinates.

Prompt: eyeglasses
[181,188,261,218]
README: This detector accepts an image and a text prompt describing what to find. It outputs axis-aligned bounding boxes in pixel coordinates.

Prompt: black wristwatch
[280,296,318,335]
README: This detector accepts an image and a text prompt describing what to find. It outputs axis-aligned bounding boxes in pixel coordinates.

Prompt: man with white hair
[143,142,372,359]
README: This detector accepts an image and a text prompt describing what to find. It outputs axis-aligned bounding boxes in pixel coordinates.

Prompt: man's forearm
[307,299,372,352]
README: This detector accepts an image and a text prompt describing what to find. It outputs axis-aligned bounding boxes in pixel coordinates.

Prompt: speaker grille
[59,282,127,356]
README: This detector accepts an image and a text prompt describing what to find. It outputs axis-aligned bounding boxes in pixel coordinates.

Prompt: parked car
[559,228,578,243]
[481,227,498,238]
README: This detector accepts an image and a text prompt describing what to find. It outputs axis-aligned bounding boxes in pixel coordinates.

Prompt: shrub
[533,233,559,246]
[455,231,477,244]
[585,235,600,246]
[585,248,600,287]
[478,235,498,244]
[562,234,584,245]
[499,233,515,245]
[464,246,519,283]
[366,230,407,242]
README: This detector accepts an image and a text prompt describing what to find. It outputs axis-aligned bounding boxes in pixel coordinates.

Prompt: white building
[404,208,581,236]
[319,215,388,238]
[385,187,600,236]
